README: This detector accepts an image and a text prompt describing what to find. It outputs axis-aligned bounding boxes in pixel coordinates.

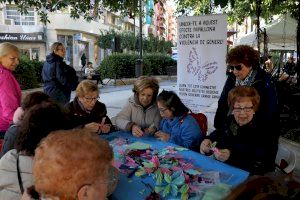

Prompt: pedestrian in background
[42,42,78,105]
[0,42,21,137]
[115,76,161,136]
[84,61,103,85]
[80,52,86,70]
[265,55,274,73]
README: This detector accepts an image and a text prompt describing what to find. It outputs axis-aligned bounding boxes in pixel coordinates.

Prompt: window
[6,6,36,25]
[20,48,40,60]
[57,35,74,66]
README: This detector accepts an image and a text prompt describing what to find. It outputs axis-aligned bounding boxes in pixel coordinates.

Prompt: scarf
[235,69,257,86]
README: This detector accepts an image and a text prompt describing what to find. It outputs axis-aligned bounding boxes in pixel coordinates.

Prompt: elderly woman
[214,45,278,131]
[65,80,113,134]
[42,42,78,105]
[155,90,203,151]
[200,86,278,175]
[0,42,21,137]
[0,101,67,199]
[32,129,114,200]
[115,76,161,137]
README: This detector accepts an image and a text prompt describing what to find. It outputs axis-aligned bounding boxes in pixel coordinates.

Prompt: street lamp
[135,0,143,77]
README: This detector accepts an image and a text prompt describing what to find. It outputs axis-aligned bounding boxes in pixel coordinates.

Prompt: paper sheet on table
[127,142,151,150]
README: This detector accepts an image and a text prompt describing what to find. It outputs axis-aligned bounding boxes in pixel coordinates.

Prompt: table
[102,131,249,200]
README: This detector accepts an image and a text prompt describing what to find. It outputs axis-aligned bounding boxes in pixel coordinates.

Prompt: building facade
[0,4,138,70]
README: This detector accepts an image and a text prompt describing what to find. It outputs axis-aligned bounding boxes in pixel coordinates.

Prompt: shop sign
[0,32,44,42]
[74,33,82,41]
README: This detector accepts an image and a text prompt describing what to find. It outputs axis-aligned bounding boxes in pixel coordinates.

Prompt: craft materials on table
[110,137,232,200]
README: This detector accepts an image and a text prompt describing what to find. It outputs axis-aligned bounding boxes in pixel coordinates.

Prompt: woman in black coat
[214,45,278,131]
[42,42,78,105]
[201,86,278,175]
[65,80,113,134]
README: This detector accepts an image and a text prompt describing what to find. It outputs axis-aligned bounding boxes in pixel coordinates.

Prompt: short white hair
[0,42,19,57]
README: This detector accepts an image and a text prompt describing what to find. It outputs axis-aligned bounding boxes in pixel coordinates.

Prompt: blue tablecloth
[102,131,249,200]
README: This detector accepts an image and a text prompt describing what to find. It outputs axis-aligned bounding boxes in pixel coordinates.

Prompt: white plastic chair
[275,143,296,174]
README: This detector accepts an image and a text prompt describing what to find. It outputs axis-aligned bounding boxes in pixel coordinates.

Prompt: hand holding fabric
[214,149,230,162]
[84,122,100,133]
[154,131,170,141]
[132,125,144,137]
[144,123,156,135]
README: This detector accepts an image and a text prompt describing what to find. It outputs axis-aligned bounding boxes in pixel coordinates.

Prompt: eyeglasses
[77,166,118,195]
[229,65,243,71]
[158,108,168,113]
[56,48,66,52]
[233,106,254,113]
[84,96,99,102]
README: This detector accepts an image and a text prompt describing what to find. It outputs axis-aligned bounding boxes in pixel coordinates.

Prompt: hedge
[98,53,176,78]
[13,55,43,90]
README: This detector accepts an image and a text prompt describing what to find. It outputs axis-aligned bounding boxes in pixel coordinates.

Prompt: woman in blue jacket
[42,42,78,105]
[154,90,203,151]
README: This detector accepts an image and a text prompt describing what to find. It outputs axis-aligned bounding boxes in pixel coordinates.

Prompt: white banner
[177,14,227,112]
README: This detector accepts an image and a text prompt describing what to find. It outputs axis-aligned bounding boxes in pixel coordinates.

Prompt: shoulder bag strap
[17,153,24,194]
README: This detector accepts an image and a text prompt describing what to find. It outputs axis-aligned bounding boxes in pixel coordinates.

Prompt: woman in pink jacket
[0,42,21,138]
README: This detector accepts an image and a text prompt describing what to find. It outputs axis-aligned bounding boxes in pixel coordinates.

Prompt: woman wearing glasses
[65,80,113,134]
[214,45,278,131]
[200,86,278,175]
[155,90,203,151]
[42,42,78,105]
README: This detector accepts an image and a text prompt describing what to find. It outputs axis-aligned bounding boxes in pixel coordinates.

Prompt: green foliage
[143,36,173,53]
[176,0,299,24]
[0,0,157,24]
[143,53,176,75]
[13,55,42,90]
[98,53,138,78]
[98,53,176,78]
[98,30,116,50]
[120,31,136,51]
[98,30,173,53]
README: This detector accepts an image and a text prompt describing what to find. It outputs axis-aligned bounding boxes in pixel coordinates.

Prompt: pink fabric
[0,65,21,131]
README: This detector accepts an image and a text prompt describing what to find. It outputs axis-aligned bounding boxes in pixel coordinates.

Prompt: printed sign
[0,32,44,42]
[177,15,227,112]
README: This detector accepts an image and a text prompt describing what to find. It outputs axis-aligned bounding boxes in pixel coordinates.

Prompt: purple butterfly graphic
[186,47,218,82]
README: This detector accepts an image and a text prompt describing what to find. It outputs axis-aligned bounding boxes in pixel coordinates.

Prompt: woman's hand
[132,125,144,137]
[200,139,212,154]
[99,124,111,134]
[144,124,156,135]
[84,122,100,133]
[154,131,170,141]
[214,149,230,162]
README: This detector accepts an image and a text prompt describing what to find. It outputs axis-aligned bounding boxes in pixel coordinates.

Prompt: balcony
[47,13,110,35]
[0,22,44,33]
